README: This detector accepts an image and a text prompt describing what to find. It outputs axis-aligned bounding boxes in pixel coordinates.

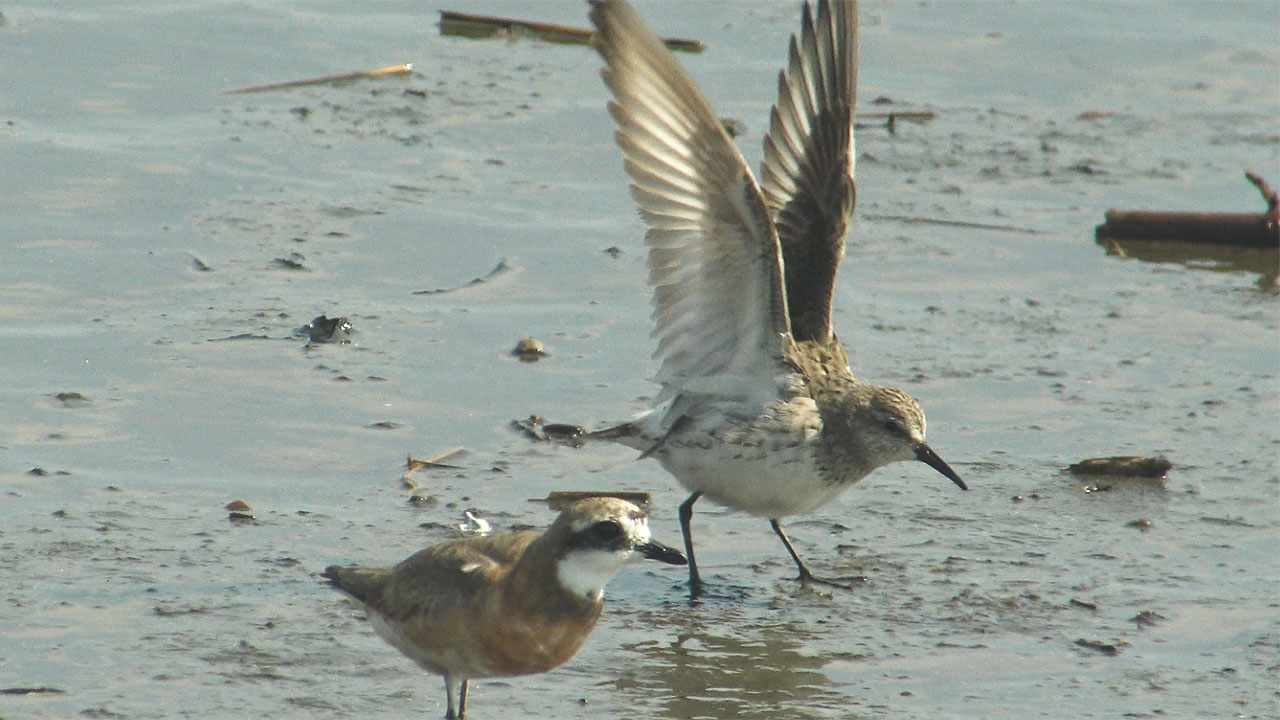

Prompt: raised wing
[590,0,792,403]
[759,0,859,344]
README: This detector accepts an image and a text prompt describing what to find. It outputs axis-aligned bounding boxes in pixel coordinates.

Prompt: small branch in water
[439,10,705,53]
[536,491,653,512]
[1095,171,1279,247]
[225,63,413,94]
[410,447,466,469]
[1245,170,1278,217]
[863,213,1044,234]
[401,448,467,491]
[857,110,935,121]
[414,259,515,295]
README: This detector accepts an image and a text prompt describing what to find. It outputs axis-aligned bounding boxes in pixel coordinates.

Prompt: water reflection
[1099,237,1279,291]
[613,612,855,719]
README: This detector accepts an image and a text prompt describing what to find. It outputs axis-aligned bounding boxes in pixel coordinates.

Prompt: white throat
[556,549,628,601]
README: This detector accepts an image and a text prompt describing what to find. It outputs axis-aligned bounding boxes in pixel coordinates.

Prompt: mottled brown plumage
[588,0,965,596]
[324,497,685,718]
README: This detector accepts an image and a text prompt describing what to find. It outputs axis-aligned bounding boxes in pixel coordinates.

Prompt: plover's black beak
[637,539,688,565]
[915,443,967,491]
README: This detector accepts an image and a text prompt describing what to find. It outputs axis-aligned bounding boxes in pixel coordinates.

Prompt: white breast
[656,441,854,517]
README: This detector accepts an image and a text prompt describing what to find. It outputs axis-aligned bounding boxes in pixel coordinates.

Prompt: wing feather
[590,0,792,405]
[759,0,859,344]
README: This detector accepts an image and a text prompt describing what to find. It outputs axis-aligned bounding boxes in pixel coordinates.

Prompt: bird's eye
[884,419,903,435]
[591,520,624,541]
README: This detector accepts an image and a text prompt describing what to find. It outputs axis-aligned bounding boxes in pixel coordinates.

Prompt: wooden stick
[414,259,515,296]
[439,10,705,53]
[1097,210,1276,247]
[1095,172,1279,247]
[537,492,652,512]
[1245,170,1278,216]
[406,447,465,470]
[856,110,936,122]
[863,213,1043,234]
[226,63,412,94]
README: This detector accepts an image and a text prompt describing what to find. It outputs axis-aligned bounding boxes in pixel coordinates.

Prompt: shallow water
[2,1,1277,718]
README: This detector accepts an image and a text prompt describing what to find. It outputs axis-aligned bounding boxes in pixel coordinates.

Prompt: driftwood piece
[413,260,515,296]
[536,491,652,511]
[1067,456,1172,479]
[1098,211,1275,247]
[1095,171,1279,247]
[439,10,705,53]
[226,63,412,94]
[863,214,1042,235]
[409,447,466,469]
[856,110,936,122]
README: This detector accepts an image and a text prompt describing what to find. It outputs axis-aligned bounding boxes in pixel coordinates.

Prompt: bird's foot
[795,567,865,592]
[687,577,706,601]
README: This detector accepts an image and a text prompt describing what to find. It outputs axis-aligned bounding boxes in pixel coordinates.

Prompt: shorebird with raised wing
[587,0,966,596]
[323,496,686,719]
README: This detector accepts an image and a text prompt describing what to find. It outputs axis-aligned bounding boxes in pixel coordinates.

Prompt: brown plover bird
[587,0,966,596]
[323,496,686,719]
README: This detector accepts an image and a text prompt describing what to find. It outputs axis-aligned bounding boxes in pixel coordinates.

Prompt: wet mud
[2,2,1277,719]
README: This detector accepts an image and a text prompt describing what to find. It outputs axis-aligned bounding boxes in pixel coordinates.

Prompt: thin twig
[413,259,516,295]
[226,63,412,94]
[856,110,936,122]
[400,447,466,491]
[439,10,704,53]
[406,448,465,471]
[1245,170,1278,216]
[863,213,1044,234]
[536,491,653,511]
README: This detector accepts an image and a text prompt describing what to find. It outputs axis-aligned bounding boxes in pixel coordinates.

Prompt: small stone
[54,392,90,407]
[272,252,308,270]
[513,337,548,362]
[1131,610,1165,629]
[408,493,438,508]
[300,315,353,343]
[1074,638,1126,656]
[1067,456,1171,483]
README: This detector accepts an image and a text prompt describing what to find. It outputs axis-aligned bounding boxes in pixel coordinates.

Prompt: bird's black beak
[915,443,967,490]
[637,539,688,565]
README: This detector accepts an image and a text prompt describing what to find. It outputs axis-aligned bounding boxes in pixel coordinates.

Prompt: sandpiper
[587,0,966,596]
[323,496,686,719]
